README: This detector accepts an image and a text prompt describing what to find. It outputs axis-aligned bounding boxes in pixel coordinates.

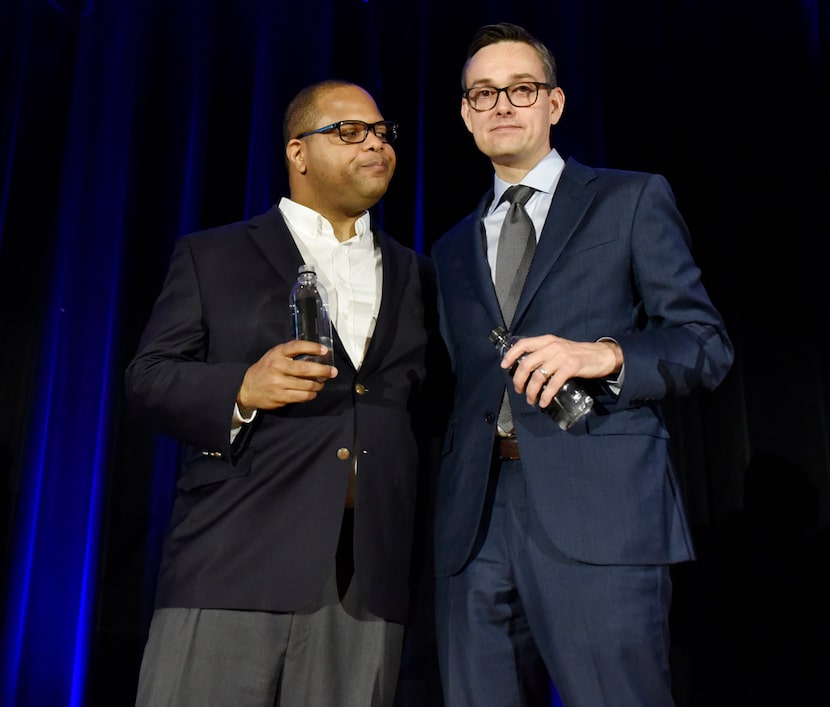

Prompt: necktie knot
[500,184,536,208]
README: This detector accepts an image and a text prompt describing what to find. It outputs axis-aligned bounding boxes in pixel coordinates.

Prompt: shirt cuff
[597,336,624,395]
[231,403,257,443]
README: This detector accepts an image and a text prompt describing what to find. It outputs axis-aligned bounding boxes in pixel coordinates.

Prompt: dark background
[1,0,828,705]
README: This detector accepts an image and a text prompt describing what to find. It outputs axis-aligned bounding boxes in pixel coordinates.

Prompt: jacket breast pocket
[565,222,620,257]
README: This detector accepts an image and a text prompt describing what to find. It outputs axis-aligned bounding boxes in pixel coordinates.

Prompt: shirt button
[355,383,366,395]
[336,448,351,461]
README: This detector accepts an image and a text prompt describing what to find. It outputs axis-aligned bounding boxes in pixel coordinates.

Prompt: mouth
[360,160,389,171]
[490,123,521,134]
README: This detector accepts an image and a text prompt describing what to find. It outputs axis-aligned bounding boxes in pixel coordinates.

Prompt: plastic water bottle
[290,264,334,367]
[489,326,593,430]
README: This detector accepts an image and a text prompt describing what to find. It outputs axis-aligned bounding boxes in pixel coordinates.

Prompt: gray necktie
[495,184,537,327]
[494,184,537,434]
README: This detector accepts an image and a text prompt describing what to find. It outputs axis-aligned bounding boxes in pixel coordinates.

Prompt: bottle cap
[489,326,508,345]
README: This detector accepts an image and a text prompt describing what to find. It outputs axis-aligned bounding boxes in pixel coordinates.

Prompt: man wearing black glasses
[430,23,733,706]
[126,79,447,706]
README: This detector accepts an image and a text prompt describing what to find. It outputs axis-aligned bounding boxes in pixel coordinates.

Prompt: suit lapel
[359,228,401,373]
[513,159,597,326]
[248,207,304,285]
[454,191,504,327]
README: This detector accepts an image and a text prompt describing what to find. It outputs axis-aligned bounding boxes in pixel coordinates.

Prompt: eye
[511,83,535,95]
[473,87,495,99]
[340,125,364,140]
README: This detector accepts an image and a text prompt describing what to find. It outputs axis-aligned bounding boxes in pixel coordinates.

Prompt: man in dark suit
[430,23,734,707]
[125,79,445,707]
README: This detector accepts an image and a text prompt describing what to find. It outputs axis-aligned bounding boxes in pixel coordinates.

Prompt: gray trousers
[135,528,404,706]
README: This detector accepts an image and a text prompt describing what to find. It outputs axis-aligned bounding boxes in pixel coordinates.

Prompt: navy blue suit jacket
[125,206,442,623]
[431,158,733,577]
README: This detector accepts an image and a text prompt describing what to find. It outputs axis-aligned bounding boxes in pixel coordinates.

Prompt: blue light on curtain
[1,1,144,703]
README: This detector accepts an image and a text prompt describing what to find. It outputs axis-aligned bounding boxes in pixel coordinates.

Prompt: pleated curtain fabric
[494,184,537,435]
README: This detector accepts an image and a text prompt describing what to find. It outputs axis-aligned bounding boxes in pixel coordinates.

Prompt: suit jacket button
[337,447,351,461]
[355,383,366,395]
[484,412,496,424]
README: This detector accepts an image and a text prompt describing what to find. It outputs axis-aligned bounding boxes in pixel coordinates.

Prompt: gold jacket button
[336,448,351,461]
[354,383,366,395]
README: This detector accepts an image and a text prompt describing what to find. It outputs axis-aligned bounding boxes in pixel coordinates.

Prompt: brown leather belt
[495,435,520,460]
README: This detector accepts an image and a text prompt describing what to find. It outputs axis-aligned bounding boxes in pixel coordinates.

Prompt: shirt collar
[278,197,372,245]
[489,148,565,215]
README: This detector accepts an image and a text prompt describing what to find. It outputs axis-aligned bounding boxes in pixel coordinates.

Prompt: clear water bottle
[290,264,334,367]
[489,326,594,431]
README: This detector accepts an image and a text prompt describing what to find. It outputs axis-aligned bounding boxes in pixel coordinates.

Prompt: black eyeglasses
[463,82,552,112]
[294,120,399,144]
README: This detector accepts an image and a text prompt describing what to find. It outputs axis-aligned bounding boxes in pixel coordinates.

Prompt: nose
[364,128,386,150]
[494,88,514,113]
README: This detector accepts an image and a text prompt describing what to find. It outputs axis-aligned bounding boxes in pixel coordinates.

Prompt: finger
[288,358,338,381]
[537,371,566,409]
[524,366,548,404]
[281,339,331,360]
[500,340,531,369]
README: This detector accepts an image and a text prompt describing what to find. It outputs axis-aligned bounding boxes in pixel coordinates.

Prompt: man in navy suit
[125,80,446,706]
[430,23,734,706]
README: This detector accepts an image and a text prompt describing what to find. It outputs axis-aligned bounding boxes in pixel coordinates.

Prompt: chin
[366,179,393,197]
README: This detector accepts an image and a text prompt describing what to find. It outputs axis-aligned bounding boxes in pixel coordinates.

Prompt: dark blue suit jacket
[125,206,442,623]
[431,158,734,576]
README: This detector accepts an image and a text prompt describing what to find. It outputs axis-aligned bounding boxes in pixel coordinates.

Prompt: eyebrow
[467,73,539,87]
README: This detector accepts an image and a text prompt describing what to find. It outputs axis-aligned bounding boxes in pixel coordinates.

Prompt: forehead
[465,41,544,86]
[315,86,383,123]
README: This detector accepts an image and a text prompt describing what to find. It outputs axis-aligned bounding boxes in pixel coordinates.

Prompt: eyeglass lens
[339,121,397,143]
[466,83,543,110]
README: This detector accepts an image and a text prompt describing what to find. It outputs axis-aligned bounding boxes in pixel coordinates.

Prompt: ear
[461,97,474,133]
[549,86,566,127]
[285,138,308,174]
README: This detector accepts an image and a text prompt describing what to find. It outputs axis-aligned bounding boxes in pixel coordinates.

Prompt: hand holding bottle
[237,339,337,411]
[490,326,594,430]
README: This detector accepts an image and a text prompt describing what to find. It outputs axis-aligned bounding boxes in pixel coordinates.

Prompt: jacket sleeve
[124,236,249,458]
[613,173,734,408]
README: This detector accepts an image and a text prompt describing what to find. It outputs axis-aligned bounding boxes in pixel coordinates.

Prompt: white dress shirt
[278,197,382,370]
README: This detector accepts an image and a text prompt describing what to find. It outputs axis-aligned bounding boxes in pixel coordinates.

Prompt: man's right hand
[236,340,338,411]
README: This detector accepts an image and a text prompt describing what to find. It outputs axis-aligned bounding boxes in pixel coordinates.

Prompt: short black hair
[283,79,359,147]
[462,22,558,91]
